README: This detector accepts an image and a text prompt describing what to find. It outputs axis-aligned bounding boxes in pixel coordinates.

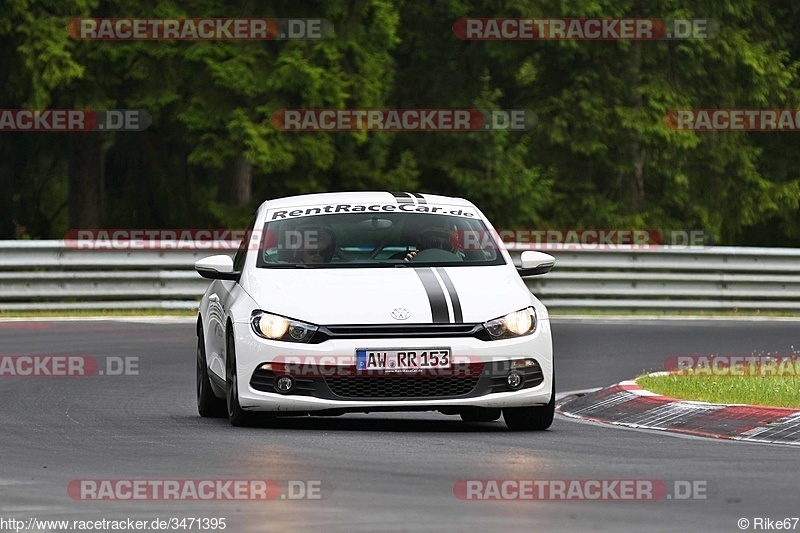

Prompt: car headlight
[251,310,318,343]
[482,307,536,340]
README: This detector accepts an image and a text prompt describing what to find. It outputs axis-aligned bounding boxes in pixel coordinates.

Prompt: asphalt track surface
[0,318,798,532]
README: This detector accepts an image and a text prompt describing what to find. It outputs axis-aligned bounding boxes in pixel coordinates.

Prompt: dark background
[2,0,800,246]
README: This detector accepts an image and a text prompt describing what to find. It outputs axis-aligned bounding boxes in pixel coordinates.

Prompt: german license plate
[356,348,451,371]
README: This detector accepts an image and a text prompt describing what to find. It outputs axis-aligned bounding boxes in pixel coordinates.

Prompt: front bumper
[228,318,553,413]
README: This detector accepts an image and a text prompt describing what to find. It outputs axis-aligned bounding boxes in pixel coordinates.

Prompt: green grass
[637,374,800,408]
[0,308,196,318]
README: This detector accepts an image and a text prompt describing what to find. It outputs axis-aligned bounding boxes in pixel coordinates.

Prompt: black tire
[225,332,257,427]
[197,326,226,418]
[503,372,556,431]
[460,408,502,422]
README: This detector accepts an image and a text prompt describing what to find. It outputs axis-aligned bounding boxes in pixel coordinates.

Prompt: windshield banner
[267,204,478,220]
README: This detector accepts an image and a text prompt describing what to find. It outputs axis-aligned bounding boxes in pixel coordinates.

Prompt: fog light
[276,376,294,393]
[507,371,524,390]
[258,363,273,371]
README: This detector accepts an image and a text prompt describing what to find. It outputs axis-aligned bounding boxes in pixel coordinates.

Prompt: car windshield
[255,211,505,268]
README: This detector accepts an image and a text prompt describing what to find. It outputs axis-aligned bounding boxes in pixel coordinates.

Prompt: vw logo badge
[390,308,410,320]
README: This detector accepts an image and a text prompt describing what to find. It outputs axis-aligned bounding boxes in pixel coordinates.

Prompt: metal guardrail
[1,241,799,311]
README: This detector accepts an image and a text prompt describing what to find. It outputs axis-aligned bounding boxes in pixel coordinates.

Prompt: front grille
[249,359,542,401]
[312,323,482,342]
[324,376,480,399]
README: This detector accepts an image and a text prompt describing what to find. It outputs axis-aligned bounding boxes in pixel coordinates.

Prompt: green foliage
[1,0,800,245]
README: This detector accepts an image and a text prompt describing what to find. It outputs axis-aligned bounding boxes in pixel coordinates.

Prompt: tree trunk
[68,133,104,228]
[231,154,252,207]
[627,40,645,210]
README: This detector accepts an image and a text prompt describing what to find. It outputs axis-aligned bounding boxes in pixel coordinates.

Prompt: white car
[195,192,555,430]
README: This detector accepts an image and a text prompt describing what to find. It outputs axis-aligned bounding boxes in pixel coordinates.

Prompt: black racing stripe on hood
[410,192,427,204]
[414,268,450,323]
[435,267,463,323]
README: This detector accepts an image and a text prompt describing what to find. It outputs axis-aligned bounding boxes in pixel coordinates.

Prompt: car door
[208,215,256,381]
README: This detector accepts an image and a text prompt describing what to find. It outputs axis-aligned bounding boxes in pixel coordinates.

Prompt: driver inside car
[295,226,337,264]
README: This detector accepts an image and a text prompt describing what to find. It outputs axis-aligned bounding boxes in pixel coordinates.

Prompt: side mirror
[517,251,555,277]
[195,255,239,281]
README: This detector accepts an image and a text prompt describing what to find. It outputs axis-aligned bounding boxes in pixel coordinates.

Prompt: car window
[255,211,506,268]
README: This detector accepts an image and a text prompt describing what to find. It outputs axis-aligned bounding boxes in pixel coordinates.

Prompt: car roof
[257,191,476,212]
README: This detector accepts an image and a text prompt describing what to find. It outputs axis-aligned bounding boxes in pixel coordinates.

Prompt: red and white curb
[557,377,800,446]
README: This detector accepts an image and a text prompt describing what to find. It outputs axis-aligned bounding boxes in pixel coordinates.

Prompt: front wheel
[226,332,257,427]
[503,372,555,431]
[197,326,226,418]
